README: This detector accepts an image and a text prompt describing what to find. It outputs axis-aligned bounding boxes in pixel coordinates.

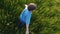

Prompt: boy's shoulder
[23,9,32,14]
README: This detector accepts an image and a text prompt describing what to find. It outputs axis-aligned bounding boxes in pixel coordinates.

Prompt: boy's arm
[25,14,31,34]
[25,16,30,34]
[26,25,29,34]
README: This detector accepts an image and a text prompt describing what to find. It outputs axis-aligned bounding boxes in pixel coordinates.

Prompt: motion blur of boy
[19,3,36,34]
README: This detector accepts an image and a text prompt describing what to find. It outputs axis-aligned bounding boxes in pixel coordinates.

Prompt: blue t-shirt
[20,8,32,25]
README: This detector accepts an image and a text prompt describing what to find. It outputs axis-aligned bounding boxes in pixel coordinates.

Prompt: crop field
[0,0,60,34]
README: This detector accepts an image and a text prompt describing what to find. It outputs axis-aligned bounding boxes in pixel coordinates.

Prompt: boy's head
[28,3,37,11]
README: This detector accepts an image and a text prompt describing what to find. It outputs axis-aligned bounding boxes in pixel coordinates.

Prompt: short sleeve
[25,13,31,25]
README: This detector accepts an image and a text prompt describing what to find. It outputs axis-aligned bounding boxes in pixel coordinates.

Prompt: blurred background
[0,0,60,34]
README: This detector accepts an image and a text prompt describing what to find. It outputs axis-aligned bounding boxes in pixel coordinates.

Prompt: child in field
[19,3,36,34]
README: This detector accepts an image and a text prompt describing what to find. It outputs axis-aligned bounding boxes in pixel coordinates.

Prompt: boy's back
[20,8,32,26]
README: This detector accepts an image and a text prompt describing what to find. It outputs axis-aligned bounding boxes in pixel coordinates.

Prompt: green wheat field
[0,0,60,34]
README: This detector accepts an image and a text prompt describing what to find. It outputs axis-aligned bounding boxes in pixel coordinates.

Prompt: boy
[19,3,36,34]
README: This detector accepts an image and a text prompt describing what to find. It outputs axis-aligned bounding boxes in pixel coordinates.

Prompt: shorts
[18,19,26,28]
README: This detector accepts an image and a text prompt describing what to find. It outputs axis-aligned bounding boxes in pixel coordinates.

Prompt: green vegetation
[0,0,60,34]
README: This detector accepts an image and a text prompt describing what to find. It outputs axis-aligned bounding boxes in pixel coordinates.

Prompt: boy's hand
[26,31,29,34]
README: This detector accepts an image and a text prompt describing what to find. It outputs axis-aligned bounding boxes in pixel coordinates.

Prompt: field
[0,0,60,34]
